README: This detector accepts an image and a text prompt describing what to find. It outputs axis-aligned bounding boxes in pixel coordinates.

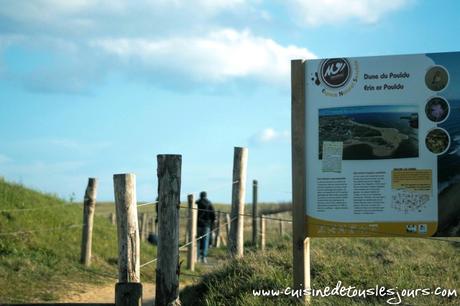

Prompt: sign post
[291,59,310,302]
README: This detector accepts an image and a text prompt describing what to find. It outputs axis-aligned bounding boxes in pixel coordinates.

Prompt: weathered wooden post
[187,194,197,271]
[149,216,155,236]
[80,178,97,267]
[225,213,231,245]
[155,155,181,306]
[141,213,148,241]
[110,212,116,225]
[252,180,258,247]
[260,215,266,251]
[214,211,221,247]
[113,173,142,306]
[280,218,285,237]
[228,147,248,258]
[185,209,190,245]
[138,214,143,241]
[291,59,310,303]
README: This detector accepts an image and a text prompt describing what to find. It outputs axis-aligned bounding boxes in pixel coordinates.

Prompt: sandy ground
[60,282,156,305]
[58,257,218,305]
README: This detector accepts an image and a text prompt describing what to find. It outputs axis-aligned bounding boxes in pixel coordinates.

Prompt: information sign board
[304,52,460,237]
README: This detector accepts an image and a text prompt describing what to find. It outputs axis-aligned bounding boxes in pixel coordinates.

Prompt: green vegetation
[181,237,460,305]
[5,177,456,305]
[0,178,157,303]
[0,177,287,303]
[93,202,289,247]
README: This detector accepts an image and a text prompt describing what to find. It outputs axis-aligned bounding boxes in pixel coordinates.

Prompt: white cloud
[0,0,313,92]
[92,29,316,86]
[250,128,290,144]
[5,0,417,92]
[0,0,250,29]
[161,0,248,13]
[287,0,412,26]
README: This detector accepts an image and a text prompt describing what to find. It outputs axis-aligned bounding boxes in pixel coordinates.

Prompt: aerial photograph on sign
[319,105,419,160]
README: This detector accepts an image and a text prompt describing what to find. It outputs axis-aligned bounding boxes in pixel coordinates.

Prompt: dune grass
[0,178,156,303]
[0,177,287,303]
[4,177,455,305]
[180,236,460,305]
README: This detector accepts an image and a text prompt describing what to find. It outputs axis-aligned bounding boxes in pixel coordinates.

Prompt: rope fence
[140,215,238,268]
[1,176,459,290]
[179,180,240,200]
[2,201,459,246]
[136,201,158,207]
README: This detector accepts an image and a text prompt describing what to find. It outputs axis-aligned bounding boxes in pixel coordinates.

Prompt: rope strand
[139,215,237,268]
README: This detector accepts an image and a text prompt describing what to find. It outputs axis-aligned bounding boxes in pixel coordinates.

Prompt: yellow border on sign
[306,215,437,237]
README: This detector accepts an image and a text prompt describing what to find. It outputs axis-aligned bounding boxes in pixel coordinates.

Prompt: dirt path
[59,256,221,305]
[60,282,156,305]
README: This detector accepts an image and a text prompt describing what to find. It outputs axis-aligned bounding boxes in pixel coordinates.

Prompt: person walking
[196,191,215,263]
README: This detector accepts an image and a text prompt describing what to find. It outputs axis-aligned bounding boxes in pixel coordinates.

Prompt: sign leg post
[291,59,311,304]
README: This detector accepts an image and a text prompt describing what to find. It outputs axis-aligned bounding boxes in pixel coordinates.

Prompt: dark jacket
[196,197,215,228]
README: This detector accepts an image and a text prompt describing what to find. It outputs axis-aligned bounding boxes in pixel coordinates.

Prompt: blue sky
[1,0,460,203]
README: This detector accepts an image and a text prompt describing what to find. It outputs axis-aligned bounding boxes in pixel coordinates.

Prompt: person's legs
[198,226,205,260]
[202,226,210,261]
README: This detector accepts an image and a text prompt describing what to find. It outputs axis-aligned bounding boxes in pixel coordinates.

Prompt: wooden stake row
[78,147,253,305]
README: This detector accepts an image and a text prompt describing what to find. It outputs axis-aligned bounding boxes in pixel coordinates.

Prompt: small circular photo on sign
[425,96,450,123]
[425,128,450,155]
[425,66,449,91]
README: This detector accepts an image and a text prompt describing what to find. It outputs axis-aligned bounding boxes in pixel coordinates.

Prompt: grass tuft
[181,238,460,305]
[0,179,156,303]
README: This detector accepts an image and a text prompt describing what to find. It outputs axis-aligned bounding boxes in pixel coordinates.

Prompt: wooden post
[280,219,285,237]
[214,211,221,247]
[252,180,258,247]
[138,214,143,240]
[260,215,266,251]
[155,203,159,235]
[141,213,148,241]
[113,173,142,306]
[110,212,116,225]
[80,178,97,267]
[185,209,190,245]
[291,59,310,302]
[225,213,231,246]
[187,194,197,271]
[149,216,155,236]
[155,155,181,306]
[228,147,248,258]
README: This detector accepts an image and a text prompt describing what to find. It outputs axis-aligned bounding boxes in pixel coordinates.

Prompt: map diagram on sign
[391,169,432,214]
[391,190,430,214]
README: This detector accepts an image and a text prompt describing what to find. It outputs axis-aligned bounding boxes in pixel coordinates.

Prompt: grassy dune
[0,178,157,303]
[0,177,289,303]
[181,236,460,305]
[5,177,454,305]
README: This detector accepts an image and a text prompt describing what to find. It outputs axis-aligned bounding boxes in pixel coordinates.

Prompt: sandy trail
[59,257,219,305]
[60,282,156,305]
